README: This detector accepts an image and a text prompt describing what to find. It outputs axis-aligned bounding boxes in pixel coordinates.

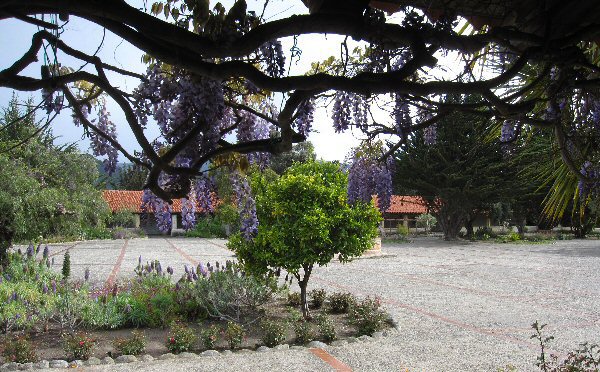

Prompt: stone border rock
[0,329,395,371]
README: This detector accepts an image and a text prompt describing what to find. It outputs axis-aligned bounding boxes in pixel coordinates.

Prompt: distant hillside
[96,161,128,190]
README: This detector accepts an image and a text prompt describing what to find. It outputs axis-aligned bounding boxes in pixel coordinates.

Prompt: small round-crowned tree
[228,161,381,318]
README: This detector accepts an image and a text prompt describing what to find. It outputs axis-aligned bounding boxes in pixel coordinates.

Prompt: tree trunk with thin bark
[296,264,313,319]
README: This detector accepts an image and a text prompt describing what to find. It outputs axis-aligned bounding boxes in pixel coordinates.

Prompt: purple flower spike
[36,243,41,255]
[184,265,189,274]
[52,280,57,293]
[84,268,90,281]
[42,283,48,294]
[26,243,34,258]
[43,245,49,259]
[198,263,208,278]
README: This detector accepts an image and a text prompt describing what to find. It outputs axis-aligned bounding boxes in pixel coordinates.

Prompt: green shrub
[62,252,71,280]
[1,335,37,363]
[0,253,59,332]
[80,226,112,240]
[200,325,219,349]
[185,204,240,238]
[224,321,245,350]
[348,297,388,336]
[316,314,336,342]
[309,288,326,309]
[130,273,177,327]
[496,232,522,243]
[166,323,197,354]
[191,263,275,322]
[261,320,287,347]
[105,210,136,228]
[287,292,302,307]
[111,227,146,240]
[327,292,356,314]
[293,320,315,345]
[416,213,437,233]
[62,332,96,360]
[149,292,178,327]
[185,217,225,238]
[474,226,496,240]
[81,293,132,330]
[397,225,409,237]
[113,330,146,356]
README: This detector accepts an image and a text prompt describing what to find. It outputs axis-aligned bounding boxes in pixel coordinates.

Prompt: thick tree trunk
[437,204,466,241]
[0,226,13,268]
[464,217,475,238]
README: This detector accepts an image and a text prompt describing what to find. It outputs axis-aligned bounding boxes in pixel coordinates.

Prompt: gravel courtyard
[37,237,600,371]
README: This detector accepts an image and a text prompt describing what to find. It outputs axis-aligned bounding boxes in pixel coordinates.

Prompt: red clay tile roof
[102,190,216,214]
[374,195,429,214]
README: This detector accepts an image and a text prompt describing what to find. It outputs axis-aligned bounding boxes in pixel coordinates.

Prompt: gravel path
[16,237,600,371]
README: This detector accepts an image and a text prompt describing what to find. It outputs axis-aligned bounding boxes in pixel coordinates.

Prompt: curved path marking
[48,242,79,257]
[309,348,353,371]
[104,239,129,288]
[311,274,560,355]
[165,238,199,266]
[346,266,599,322]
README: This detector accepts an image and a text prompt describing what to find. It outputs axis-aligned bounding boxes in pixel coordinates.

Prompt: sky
[0,0,368,163]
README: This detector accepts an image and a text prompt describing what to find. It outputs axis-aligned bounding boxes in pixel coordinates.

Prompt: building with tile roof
[102,190,217,234]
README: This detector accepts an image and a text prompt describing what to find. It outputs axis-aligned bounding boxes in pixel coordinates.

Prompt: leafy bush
[310,289,326,309]
[62,332,96,360]
[185,217,224,238]
[200,325,220,349]
[293,319,315,345]
[495,232,522,243]
[1,335,37,363]
[474,226,496,240]
[416,213,437,233]
[316,314,336,342]
[327,292,356,314]
[129,273,177,327]
[532,321,600,371]
[397,225,409,237]
[111,227,146,240]
[261,320,287,347]
[81,293,134,330]
[224,321,245,350]
[185,204,240,238]
[230,161,380,318]
[166,323,197,354]
[191,262,275,322]
[1,253,59,332]
[287,292,302,307]
[80,226,112,240]
[113,330,146,356]
[105,210,136,228]
[348,297,388,336]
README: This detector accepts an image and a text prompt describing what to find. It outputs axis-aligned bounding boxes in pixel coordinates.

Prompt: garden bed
[0,249,394,365]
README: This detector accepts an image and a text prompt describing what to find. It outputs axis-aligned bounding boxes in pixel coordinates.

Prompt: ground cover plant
[0,248,394,363]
